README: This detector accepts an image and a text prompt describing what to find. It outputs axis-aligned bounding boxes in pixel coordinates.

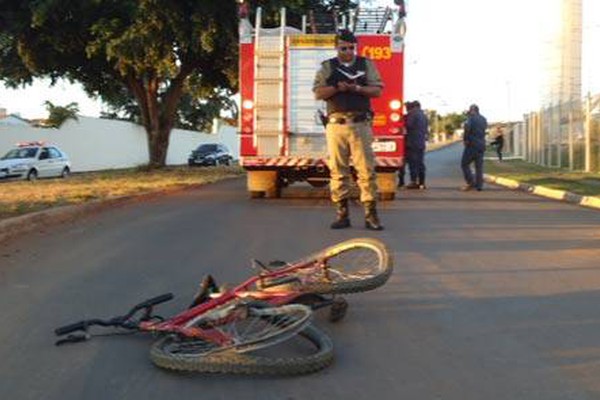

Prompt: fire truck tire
[307,179,329,188]
[149,324,334,375]
[250,191,266,199]
[265,185,281,198]
[247,171,279,198]
[376,172,396,201]
[379,192,395,201]
[293,237,393,295]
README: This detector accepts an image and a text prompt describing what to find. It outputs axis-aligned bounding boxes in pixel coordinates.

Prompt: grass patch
[0,165,244,220]
[486,159,600,197]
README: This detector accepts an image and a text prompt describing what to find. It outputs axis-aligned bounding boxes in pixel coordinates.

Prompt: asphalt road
[2,144,600,400]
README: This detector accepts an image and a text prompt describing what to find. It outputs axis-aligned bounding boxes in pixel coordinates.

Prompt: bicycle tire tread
[300,237,393,294]
[149,324,333,375]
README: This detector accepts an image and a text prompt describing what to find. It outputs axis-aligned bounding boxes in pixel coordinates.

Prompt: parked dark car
[188,143,233,167]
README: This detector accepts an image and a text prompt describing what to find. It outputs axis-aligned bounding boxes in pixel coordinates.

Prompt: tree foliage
[44,101,79,128]
[243,0,357,28]
[0,0,356,167]
[440,112,467,135]
[0,0,238,167]
[426,110,466,135]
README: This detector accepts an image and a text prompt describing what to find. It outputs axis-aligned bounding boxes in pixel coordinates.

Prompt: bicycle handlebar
[55,320,88,336]
[55,293,174,337]
[55,318,123,336]
[132,293,174,310]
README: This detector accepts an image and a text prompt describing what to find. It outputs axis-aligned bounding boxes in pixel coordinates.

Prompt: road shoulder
[485,174,600,211]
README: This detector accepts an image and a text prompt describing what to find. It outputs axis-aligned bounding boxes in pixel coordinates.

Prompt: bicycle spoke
[272,238,393,294]
[180,303,311,355]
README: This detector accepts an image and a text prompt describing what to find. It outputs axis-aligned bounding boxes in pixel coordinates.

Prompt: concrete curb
[485,174,600,211]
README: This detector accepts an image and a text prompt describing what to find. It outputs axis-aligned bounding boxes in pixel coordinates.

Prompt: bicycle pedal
[251,259,271,272]
[189,275,221,308]
[329,298,349,323]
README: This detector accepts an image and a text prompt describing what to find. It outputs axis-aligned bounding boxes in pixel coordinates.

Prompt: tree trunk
[147,125,171,168]
[127,69,188,169]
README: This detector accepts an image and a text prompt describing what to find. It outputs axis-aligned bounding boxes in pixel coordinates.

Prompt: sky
[402,0,600,120]
[1,0,599,123]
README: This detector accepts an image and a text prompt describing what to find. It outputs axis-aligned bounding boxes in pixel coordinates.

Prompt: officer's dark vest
[326,57,371,115]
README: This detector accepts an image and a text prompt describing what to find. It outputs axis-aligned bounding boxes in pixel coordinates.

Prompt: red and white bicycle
[55,238,393,375]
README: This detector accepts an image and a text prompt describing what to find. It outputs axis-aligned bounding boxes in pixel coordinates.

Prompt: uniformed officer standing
[313,29,384,231]
[404,100,429,189]
[461,104,488,191]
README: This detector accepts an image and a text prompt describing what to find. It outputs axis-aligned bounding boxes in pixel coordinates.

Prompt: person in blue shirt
[461,104,488,191]
[404,100,429,189]
[397,102,411,188]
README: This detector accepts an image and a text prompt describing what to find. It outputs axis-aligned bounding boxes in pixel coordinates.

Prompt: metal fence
[510,93,600,172]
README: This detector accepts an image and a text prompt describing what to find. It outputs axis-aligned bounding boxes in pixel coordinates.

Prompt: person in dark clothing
[397,102,411,188]
[404,100,429,189]
[490,130,504,161]
[397,162,407,188]
[460,104,488,191]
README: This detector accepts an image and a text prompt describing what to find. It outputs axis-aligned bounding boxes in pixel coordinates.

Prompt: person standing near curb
[397,101,411,188]
[313,29,384,231]
[460,104,488,191]
[404,100,429,189]
[490,128,504,161]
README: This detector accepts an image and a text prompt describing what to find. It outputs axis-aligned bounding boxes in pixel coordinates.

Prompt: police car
[0,142,71,181]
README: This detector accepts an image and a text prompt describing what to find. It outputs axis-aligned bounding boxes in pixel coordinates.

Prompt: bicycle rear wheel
[182,302,312,354]
[150,324,333,375]
[292,237,393,294]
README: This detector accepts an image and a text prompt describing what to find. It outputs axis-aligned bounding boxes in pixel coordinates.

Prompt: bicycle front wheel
[150,324,333,375]
[294,237,393,294]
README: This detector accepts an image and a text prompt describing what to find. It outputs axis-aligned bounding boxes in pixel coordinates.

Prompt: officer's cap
[336,29,357,44]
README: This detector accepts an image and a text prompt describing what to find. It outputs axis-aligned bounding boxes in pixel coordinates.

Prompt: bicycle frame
[55,237,390,375]
[136,257,328,342]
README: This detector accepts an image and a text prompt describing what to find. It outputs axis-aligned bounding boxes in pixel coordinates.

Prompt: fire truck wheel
[379,192,395,201]
[266,185,281,198]
[307,179,329,188]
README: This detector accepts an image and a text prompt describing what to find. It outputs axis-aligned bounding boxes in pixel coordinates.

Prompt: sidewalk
[485,174,600,211]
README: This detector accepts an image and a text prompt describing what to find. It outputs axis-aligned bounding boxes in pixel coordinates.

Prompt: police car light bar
[16,141,46,147]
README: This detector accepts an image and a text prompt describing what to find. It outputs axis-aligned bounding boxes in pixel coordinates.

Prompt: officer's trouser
[461,146,485,189]
[326,120,377,203]
[406,146,426,185]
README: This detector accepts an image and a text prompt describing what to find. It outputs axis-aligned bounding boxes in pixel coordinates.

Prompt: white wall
[0,116,239,172]
[0,115,30,126]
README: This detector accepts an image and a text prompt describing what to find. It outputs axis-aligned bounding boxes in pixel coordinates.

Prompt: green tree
[0,0,356,167]
[44,101,79,128]
[0,0,238,167]
[440,112,467,135]
[244,0,357,28]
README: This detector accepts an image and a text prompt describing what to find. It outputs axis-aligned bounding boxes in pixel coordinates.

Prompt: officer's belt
[327,113,369,125]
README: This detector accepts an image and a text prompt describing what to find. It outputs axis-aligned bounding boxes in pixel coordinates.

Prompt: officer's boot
[330,199,350,229]
[364,201,384,231]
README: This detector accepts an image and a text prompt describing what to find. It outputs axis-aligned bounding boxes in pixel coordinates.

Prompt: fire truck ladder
[353,7,392,34]
[253,8,286,156]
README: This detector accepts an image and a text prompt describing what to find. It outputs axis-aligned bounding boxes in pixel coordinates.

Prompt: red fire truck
[238,2,406,200]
